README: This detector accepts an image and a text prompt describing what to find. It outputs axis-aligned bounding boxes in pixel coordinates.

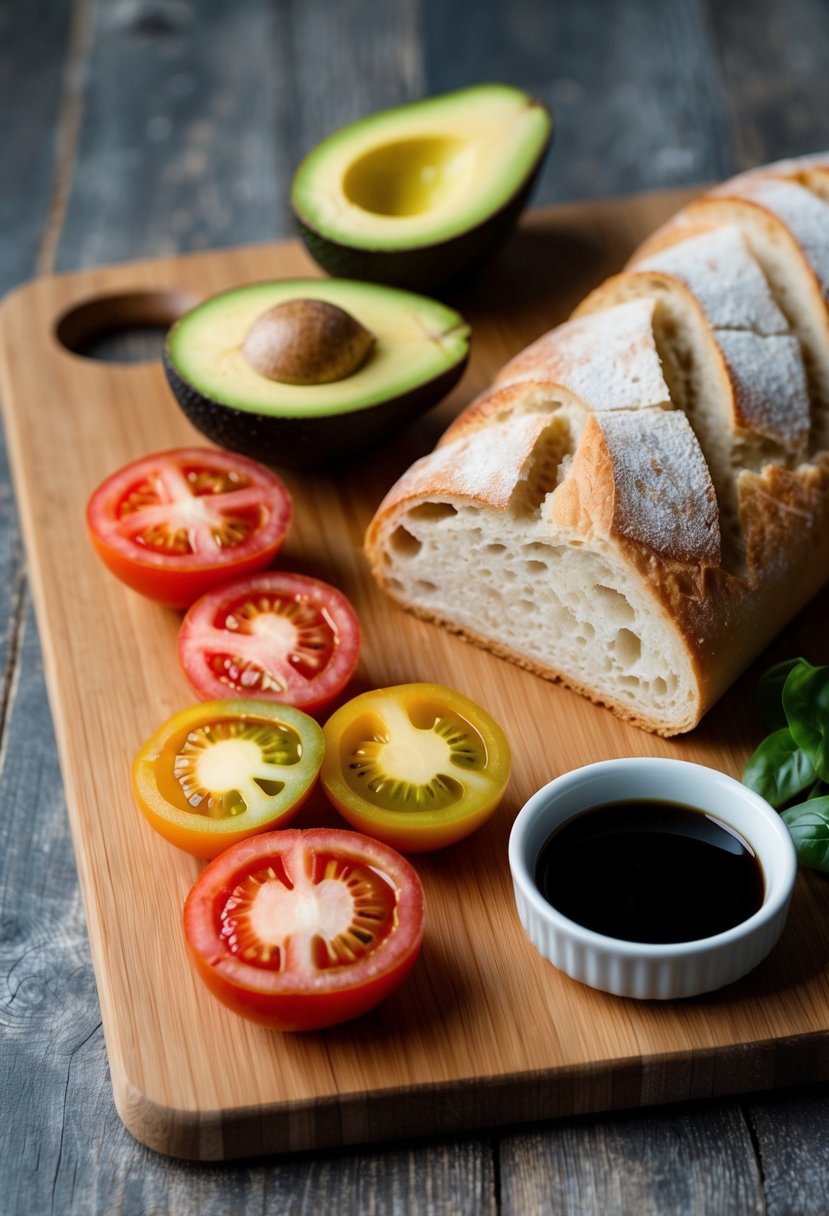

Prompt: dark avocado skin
[162,347,469,470]
[293,136,551,294]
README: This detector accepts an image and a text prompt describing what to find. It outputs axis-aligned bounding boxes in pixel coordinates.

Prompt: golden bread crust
[364,153,829,734]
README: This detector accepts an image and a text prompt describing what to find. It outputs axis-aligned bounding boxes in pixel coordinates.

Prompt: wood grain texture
[5,0,829,1207]
[422,0,734,205]
[55,0,292,268]
[747,1092,829,1216]
[52,0,425,272]
[0,0,74,285]
[3,192,829,1161]
[710,0,829,173]
[0,3,114,1212]
[287,0,422,165]
[499,1104,764,1216]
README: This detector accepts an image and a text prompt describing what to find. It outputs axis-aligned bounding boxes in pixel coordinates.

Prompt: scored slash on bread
[364,153,829,736]
[577,223,812,564]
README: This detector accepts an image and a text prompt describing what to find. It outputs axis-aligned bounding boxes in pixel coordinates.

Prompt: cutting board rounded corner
[113,1073,212,1161]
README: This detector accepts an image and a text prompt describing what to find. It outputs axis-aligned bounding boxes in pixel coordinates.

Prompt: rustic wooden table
[3,1,829,1212]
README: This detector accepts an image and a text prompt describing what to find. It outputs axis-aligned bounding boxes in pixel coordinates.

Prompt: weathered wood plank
[51,1104,494,1216]
[287,0,423,165]
[0,7,86,1209]
[0,599,104,1216]
[499,1103,764,1216]
[55,0,292,269]
[747,1091,829,1216]
[421,0,733,204]
[0,0,74,289]
[54,0,425,273]
[707,0,829,170]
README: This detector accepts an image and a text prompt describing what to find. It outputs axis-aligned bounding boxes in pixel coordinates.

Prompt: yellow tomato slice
[321,683,511,852]
[132,699,324,857]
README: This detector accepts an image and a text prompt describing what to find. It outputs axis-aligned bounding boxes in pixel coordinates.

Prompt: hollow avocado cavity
[342,137,472,218]
[291,84,552,250]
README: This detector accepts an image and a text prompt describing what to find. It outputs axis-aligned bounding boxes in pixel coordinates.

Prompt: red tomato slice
[87,447,292,608]
[178,571,361,713]
[183,828,425,1030]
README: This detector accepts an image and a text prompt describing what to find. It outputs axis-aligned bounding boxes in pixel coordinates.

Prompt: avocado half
[291,84,553,292]
[162,279,470,469]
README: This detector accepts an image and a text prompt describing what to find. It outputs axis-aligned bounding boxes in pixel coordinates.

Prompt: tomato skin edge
[133,776,314,859]
[87,520,285,609]
[184,935,422,1031]
[320,786,503,853]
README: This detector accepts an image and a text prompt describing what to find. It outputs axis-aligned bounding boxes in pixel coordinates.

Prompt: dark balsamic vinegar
[534,800,764,944]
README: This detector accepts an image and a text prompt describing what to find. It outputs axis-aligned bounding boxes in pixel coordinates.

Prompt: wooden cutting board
[2,189,829,1161]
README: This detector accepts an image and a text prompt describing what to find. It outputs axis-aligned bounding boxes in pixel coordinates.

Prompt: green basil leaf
[782,660,829,780]
[758,658,804,732]
[742,728,816,807]
[781,796,829,872]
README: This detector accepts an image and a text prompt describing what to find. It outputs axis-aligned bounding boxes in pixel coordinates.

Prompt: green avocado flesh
[166,279,469,418]
[291,85,552,254]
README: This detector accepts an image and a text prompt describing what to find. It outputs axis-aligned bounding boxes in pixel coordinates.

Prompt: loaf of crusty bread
[364,154,829,735]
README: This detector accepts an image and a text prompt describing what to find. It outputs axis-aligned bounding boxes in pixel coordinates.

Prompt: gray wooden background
[2,0,829,1212]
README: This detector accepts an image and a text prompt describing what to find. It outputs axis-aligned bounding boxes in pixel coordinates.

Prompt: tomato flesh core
[88,448,293,608]
[344,699,488,812]
[178,572,361,711]
[118,465,266,557]
[168,718,303,819]
[321,683,512,852]
[219,853,397,973]
[206,593,338,695]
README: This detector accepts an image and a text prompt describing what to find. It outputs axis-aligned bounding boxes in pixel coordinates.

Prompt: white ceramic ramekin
[508,758,797,1000]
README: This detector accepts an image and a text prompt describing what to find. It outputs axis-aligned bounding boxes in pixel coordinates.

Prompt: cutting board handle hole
[55,290,198,364]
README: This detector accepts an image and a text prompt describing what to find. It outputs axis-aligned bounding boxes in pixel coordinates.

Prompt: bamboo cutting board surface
[2,189,829,1160]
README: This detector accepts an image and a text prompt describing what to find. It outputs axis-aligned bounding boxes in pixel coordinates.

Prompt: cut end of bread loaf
[366,414,716,735]
[369,537,702,736]
[365,152,829,736]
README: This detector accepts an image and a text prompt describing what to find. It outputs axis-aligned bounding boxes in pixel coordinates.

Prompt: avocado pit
[162,278,470,468]
[242,298,375,386]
